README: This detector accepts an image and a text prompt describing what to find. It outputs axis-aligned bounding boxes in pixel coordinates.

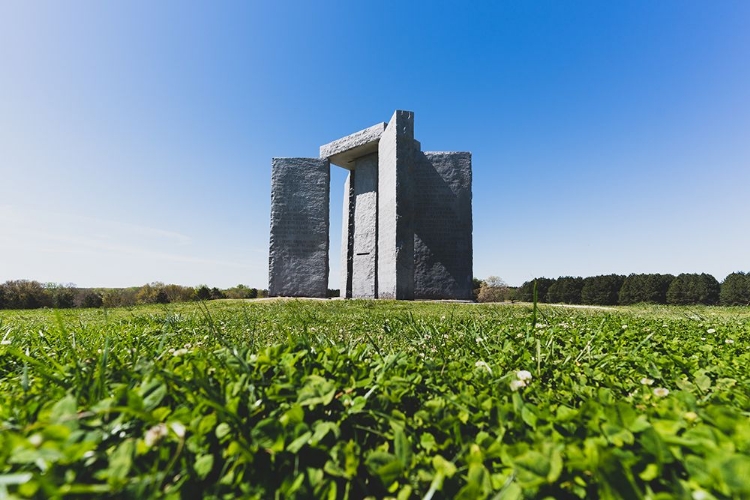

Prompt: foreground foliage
[1,300,750,498]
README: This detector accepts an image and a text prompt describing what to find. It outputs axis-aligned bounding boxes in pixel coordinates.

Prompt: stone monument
[269,110,472,300]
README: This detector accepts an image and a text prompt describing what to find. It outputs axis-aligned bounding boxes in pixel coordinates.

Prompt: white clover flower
[475,360,492,374]
[475,336,484,343]
[28,433,43,447]
[725,339,735,344]
[172,348,188,357]
[516,370,533,381]
[707,328,716,334]
[640,378,654,386]
[516,333,523,338]
[653,387,670,397]
[510,379,527,391]
[622,325,628,330]
[169,422,186,438]
[693,490,710,500]
[144,423,168,447]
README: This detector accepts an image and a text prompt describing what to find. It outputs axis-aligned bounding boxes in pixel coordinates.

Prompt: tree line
[475,272,750,306]
[0,281,269,310]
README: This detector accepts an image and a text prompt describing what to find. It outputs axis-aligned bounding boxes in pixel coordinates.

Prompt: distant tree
[75,289,103,308]
[46,283,75,309]
[0,285,5,309]
[546,276,584,304]
[258,289,269,298]
[693,273,720,305]
[210,287,225,300]
[136,284,157,304]
[101,288,137,308]
[666,273,720,305]
[720,272,750,306]
[224,284,259,300]
[516,278,554,303]
[472,278,485,301]
[155,289,170,304]
[2,280,50,309]
[477,276,512,303]
[619,274,675,305]
[581,275,625,305]
[163,284,196,303]
[134,282,170,304]
[195,286,211,301]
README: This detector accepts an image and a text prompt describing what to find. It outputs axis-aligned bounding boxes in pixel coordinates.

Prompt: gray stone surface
[377,110,416,300]
[268,158,330,298]
[351,154,378,298]
[340,172,353,298]
[320,122,387,169]
[413,152,473,300]
[270,110,472,301]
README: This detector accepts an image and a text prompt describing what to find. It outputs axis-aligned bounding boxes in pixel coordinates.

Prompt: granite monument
[269,110,472,300]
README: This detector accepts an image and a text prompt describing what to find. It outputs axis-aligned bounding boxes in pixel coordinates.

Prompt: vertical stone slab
[269,158,329,297]
[340,171,354,298]
[414,152,473,300]
[351,153,378,298]
[377,110,415,299]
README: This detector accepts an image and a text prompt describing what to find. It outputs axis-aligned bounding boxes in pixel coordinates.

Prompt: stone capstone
[320,122,387,169]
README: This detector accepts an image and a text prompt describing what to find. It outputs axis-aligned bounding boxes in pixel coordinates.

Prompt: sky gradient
[2,1,749,289]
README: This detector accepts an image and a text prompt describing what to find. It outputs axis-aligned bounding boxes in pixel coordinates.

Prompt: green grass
[1,300,750,498]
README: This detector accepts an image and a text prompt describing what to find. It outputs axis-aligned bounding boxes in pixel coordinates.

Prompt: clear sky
[1,1,748,289]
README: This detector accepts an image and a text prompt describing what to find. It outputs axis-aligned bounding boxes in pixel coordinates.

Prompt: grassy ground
[1,300,749,498]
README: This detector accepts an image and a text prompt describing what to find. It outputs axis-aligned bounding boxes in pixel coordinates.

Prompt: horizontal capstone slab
[320,122,387,169]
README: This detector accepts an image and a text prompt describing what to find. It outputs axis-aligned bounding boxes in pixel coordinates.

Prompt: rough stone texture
[320,122,387,169]
[351,153,378,298]
[340,172,354,298]
[377,110,416,300]
[271,110,472,301]
[413,152,473,300]
[268,158,329,298]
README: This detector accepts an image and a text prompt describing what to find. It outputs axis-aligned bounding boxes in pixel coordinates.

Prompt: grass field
[2,300,750,498]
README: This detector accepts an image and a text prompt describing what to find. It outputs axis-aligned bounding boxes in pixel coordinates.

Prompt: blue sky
[1,1,748,289]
